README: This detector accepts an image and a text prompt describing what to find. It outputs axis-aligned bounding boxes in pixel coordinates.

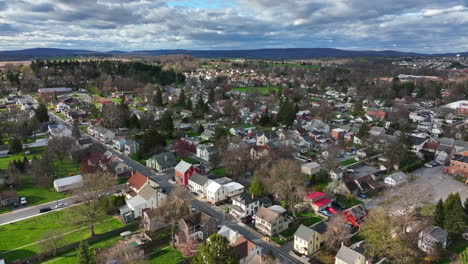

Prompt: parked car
[241,215,253,223]
[39,207,52,213]
[332,201,346,209]
[319,210,331,216]
[20,197,27,205]
[424,162,433,168]
[358,193,367,199]
[56,202,67,208]
[327,207,338,214]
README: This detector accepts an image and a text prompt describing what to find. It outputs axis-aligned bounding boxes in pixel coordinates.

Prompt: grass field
[0,207,124,262]
[266,63,322,69]
[53,159,81,178]
[148,245,186,264]
[339,158,358,166]
[231,86,279,95]
[297,212,322,226]
[0,146,44,170]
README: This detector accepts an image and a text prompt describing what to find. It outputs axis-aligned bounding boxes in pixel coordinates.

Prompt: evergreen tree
[186,97,192,110]
[208,87,215,103]
[258,114,270,126]
[72,124,81,139]
[463,197,468,216]
[277,100,295,127]
[128,114,141,129]
[178,89,186,106]
[443,193,465,237]
[9,137,23,154]
[457,247,468,264]
[34,103,49,123]
[249,176,263,196]
[160,111,174,133]
[77,240,92,264]
[191,233,238,264]
[154,87,163,106]
[433,199,444,227]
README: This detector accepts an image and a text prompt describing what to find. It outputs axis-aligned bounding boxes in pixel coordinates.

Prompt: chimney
[251,192,254,201]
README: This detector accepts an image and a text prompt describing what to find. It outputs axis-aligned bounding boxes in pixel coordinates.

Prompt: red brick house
[366,108,387,120]
[174,160,198,186]
[443,151,468,184]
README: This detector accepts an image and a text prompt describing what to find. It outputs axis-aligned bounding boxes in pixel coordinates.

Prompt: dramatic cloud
[0,0,466,52]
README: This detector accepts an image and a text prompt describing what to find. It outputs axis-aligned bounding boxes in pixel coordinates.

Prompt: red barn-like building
[174,160,199,186]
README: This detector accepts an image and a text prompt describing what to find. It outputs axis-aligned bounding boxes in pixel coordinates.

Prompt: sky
[0,0,467,53]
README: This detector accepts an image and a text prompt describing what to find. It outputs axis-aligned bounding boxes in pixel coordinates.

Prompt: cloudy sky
[0,0,467,53]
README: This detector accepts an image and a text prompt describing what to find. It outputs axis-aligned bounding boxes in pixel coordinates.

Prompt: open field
[148,245,187,264]
[0,207,124,262]
[0,146,45,170]
[231,86,279,95]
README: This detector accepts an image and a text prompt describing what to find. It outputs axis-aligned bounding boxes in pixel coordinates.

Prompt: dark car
[358,193,367,199]
[241,215,253,223]
[39,207,52,213]
[332,201,346,209]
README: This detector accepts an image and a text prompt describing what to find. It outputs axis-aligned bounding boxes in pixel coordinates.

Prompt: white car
[20,197,27,205]
[424,162,433,168]
[56,202,68,208]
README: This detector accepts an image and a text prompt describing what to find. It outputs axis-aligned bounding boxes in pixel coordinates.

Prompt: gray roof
[294,224,315,241]
[336,245,365,264]
[422,226,448,244]
[310,221,327,234]
[154,152,177,167]
[189,173,209,186]
[439,137,455,147]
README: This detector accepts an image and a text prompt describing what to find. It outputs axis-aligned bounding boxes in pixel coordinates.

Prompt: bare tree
[38,230,64,256]
[266,159,305,216]
[96,240,147,264]
[158,188,190,247]
[395,183,431,233]
[324,214,352,252]
[222,143,253,181]
[72,171,117,237]
[46,136,77,164]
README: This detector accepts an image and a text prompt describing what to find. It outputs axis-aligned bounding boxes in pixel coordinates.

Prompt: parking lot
[365,166,468,209]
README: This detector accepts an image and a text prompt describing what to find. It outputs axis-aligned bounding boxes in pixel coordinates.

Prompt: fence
[11,223,138,264]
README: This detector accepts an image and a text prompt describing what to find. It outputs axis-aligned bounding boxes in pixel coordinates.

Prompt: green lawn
[231,86,279,95]
[297,212,322,226]
[0,207,124,262]
[0,146,44,170]
[335,194,363,209]
[211,167,227,177]
[419,202,436,216]
[338,158,358,166]
[53,159,81,178]
[56,112,67,120]
[112,98,123,104]
[148,245,186,264]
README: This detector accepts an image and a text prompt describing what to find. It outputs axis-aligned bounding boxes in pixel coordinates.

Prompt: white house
[206,180,244,204]
[187,173,210,197]
[301,162,321,176]
[196,144,217,162]
[229,192,260,219]
[384,172,407,186]
[53,175,84,192]
[124,185,167,218]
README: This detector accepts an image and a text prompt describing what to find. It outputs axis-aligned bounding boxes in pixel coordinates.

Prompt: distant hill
[0,47,466,61]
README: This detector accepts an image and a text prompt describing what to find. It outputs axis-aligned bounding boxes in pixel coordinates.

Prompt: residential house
[218,225,242,244]
[255,205,292,236]
[335,244,366,264]
[125,171,158,196]
[229,192,260,219]
[87,124,115,144]
[369,126,385,137]
[53,175,84,192]
[411,136,428,154]
[256,131,279,146]
[175,160,197,187]
[187,173,210,196]
[76,138,93,150]
[48,123,72,138]
[330,168,344,180]
[305,192,333,211]
[354,175,381,194]
[146,152,177,172]
[196,144,217,162]
[331,128,345,141]
[301,162,321,176]
[418,226,448,253]
[293,221,327,256]
[175,211,218,244]
[124,139,139,156]
[233,236,263,264]
[384,172,407,186]
[112,137,126,151]
[200,129,215,140]
[0,145,8,157]
[443,151,468,183]
[0,190,19,207]
[366,107,387,120]
[123,184,167,219]
[343,204,368,227]
[206,180,244,204]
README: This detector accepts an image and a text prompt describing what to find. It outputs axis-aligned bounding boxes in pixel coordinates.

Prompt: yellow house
[293,221,327,256]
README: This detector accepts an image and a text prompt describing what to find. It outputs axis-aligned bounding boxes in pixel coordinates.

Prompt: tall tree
[154,87,163,106]
[443,193,465,237]
[77,240,93,264]
[160,111,174,133]
[208,87,215,103]
[191,233,238,264]
[433,199,445,227]
[8,137,23,154]
[35,103,49,123]
[463,197,468,216]
[324,214,351,253]
[73,172,116,237]
[277,100,295,127]
[178,88,186,106]
[249,176,263,196]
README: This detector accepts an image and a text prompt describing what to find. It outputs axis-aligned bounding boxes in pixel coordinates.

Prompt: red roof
[127,171,148,190]
[233,236,257,259]
[313,197,333,207]
[305,191,326,200]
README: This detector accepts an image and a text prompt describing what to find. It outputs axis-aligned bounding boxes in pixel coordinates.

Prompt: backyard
[0,206,124,262]
[148,245,187,264]
[0,146,45,170]
[231,86,279,95]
